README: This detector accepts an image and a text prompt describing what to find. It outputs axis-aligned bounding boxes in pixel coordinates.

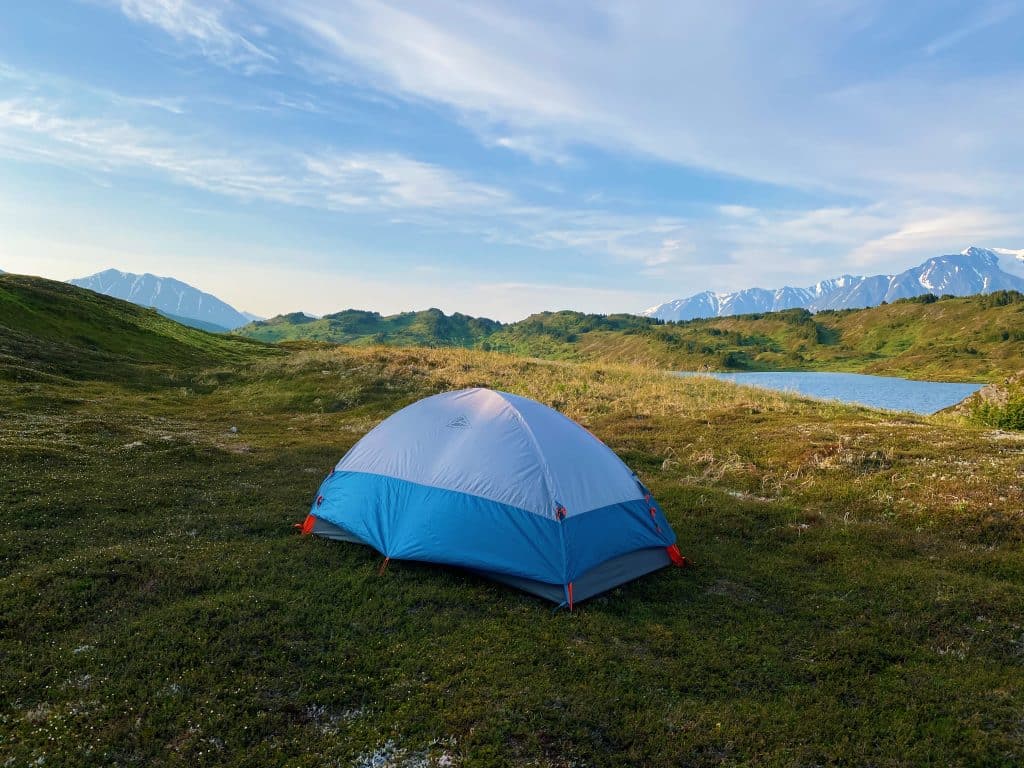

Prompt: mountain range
[643,247,1024,321]
[25,245,1024,333]
[68,269,257,331]
[7,270,1024,384]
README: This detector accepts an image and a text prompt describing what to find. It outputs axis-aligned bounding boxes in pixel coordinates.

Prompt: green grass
[3,278,1024,766]
[239,307,501,347]
[0,274,276,385]
[236,292,1024,382]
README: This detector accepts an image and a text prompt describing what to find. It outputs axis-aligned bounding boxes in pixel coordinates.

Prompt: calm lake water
[674,371,983,415]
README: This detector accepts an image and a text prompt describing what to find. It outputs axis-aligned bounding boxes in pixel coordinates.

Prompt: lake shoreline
[673,370,984,415]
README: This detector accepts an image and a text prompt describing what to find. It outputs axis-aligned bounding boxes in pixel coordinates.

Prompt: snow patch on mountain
[69,269,255,330]
[644,246,1024,321]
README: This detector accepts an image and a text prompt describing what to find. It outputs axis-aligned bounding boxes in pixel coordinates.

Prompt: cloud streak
[0,98,514,214]
[5,1,1024,315]
[115,0,275,71]
[245,0,1024,202]
[4,91,1019,305]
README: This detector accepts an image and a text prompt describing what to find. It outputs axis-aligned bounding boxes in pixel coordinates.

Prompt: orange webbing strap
[567,582,574,611]
[378,557,391,575]
[295,514,316,535]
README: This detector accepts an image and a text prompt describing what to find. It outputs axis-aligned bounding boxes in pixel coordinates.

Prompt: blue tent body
[302,388,685,605]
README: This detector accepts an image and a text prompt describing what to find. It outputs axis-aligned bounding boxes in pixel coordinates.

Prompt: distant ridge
[69,269,256,331]
[239,307,501,346]
[234,292,1024,382]
[644,246,1024,321]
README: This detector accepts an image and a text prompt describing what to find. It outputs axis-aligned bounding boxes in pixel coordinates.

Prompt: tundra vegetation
[238,290,1024,384]
[2,274,1023,766]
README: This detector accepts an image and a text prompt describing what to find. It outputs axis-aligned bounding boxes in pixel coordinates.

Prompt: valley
[237,291,1024,384]
[3,275,1024,765]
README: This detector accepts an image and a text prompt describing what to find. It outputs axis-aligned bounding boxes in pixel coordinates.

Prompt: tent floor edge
[473,546,675,605]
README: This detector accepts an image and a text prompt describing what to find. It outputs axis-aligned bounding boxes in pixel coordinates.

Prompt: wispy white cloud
[302,152,508,210]
[113,0,275,71]
[486,134,573,166]
[0,98,514,216]
[106,92,188,115]
[0,99,295,202]
[847,208,1022,268]
[264,0,586,125]
[245,0,1024,204]
[0,92,696,273]
[0,59,188,115]
[924,2,1019,56]
[7,91,1012,297]
[8,0,1024,315]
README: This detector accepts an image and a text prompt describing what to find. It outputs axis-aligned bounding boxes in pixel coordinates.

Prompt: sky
[1,1,1022,321]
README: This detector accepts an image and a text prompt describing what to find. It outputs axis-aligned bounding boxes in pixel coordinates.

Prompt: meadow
[2,275,1024,766]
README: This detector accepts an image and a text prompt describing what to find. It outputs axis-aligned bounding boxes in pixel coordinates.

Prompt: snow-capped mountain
[643,247,1024,321]
[69,269,255,330]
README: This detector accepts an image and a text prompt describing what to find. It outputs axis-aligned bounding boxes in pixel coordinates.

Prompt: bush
[980,290,1024,309]
[972,400,1024,430]
[720,350,750,368]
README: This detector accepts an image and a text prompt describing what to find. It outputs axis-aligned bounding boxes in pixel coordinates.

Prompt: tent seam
[492,390,570,584]
[491,390,561,512]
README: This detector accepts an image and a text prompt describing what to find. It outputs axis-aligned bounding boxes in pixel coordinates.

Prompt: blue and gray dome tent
[301,388,686,606]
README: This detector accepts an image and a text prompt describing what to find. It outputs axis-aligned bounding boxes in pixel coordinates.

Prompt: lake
[674,371,983,415]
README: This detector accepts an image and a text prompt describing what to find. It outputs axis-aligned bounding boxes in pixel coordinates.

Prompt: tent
[300,387,686,606]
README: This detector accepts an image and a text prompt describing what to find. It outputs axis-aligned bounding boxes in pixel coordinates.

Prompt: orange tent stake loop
[666,544,689,567]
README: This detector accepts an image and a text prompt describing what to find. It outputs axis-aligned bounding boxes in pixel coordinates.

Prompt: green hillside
[0,273,276,384]
[4,281,1024,764]
[235,292,1024,381]
[240,307,501,347]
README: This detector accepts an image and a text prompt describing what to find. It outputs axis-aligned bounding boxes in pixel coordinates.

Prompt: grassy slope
[236,294,1024,382]
[3,281,1024,765]
[0,274,276,384]
[240,308,501,347]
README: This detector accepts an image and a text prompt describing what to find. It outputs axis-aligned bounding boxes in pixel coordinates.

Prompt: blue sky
[1,1,1022,320]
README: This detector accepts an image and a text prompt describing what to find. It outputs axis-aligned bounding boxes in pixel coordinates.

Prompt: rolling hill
[239,307,502,346]
[236,291,1024,382]
[0,273,274,383]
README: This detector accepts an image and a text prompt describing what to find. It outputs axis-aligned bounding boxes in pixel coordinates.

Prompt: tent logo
[447,415,470,429]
